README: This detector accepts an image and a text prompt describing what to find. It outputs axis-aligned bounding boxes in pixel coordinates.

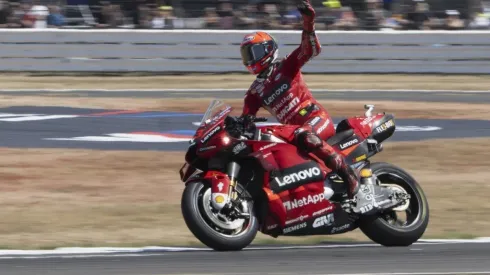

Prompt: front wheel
[359,162,429,246]
[181,181,259,251]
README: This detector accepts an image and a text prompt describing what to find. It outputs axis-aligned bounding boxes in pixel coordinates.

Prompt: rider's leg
[293,115,376,212]
[294,128,359,198]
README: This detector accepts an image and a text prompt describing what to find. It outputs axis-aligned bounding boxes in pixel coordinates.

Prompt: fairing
[180,99,395,238]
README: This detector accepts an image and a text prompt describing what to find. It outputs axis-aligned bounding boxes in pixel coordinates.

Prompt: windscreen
[194,99,232,137]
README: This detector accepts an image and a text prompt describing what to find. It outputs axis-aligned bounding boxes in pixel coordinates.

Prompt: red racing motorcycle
[180,99,429,251]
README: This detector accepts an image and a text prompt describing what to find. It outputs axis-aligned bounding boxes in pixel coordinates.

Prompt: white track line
[0,239,488,259]
[0,89,488,93]
[325,272,490,275]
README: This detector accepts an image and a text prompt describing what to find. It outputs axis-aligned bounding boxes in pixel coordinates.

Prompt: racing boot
[294,131,378,214]
[315,149,378,215]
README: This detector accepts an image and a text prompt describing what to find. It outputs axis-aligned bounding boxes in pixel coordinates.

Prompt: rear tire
[181,181,259,251]
[359,162,429,246]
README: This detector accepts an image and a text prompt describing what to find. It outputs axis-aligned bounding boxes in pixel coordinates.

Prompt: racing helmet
[240,31,279,75]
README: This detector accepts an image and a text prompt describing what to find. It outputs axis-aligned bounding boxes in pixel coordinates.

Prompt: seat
[326,129,354,146]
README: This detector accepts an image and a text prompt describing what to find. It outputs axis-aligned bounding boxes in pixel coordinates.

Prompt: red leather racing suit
[241,4,359,196]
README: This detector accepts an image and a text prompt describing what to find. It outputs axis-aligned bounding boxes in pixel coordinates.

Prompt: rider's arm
[282,0,321,74]
[241,91,261,118]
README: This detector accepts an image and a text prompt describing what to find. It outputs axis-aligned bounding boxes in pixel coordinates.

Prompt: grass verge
[1,138,489,249]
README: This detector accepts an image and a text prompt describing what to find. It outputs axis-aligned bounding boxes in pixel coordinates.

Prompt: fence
[1,29,489,74]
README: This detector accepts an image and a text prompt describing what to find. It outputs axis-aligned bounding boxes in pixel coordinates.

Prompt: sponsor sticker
[312,206,334,217]
[271,93,294,113]
[285,214,309,225]
[339,138,359,150]
[200,125,221,144]
[243,35,255,42]
[360,116,376,126]
[215,195,225,204]
[375,119,395,134]
[308,117,321,127]
[283,222,307,234]
[355,154,367,162]
[232,142,247,154]
[270,162,324,192]
[199,145,216,152]
[267,224,278,230]
[312,213,335,228]
[283,194,325,211]
[275,166,321,187]
[259,143,277,151]
[331,224,350,234]
[274,73,282,81]
[277,97,300,120]
[316,119,330,135]
[263,82,291,106]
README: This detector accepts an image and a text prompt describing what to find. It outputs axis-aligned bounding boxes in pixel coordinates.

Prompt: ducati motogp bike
[179,99,429,251]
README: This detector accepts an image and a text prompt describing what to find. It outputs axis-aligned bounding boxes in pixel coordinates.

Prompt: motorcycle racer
[238,0,376,213]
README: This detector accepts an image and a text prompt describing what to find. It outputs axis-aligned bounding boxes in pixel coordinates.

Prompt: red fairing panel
[251,139,336,232]
[347,114,386,139]
[193,171,232,211]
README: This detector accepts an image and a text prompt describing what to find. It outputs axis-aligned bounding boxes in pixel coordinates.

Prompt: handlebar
[224,115,268,139]
[253,117,268,122]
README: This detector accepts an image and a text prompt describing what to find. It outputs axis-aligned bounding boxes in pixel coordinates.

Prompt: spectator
[47,5,64,27]
[0,0,10,28]
[20,0,35,28]
[400,0,433,30]
[383,0,393,11]
[445,10,465,30]
[363,0,386,30]
[96,2,124,28]
[152,6,176,29]
[203,7,219,29]
[232,6,256,29]
[255,3,282,29]
[136,4,152,29]
[468,10,490,29]
[217,0,234,29]
[283,2,301,26]
[332,6,360,30]
[29,0,49,28]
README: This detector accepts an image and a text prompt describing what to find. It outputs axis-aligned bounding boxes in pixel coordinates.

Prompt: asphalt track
[2,90,490,274]
[2,89,490,103]
[1,242,490,275]
[0,106,489,150]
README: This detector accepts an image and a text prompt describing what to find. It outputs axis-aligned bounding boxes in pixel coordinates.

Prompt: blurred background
[0,0,489,30]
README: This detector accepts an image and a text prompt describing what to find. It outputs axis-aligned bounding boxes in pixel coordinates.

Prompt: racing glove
[297,0,316,32]
[225,115,255,139]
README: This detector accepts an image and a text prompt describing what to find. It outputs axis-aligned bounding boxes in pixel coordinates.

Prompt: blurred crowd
[1,0,489,30]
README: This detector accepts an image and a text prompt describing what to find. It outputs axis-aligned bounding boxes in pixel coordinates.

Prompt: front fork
[209,161,241,211]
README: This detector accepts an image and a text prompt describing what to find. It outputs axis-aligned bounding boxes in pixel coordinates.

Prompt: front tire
[181,181,259,251]
[359,162,429,246]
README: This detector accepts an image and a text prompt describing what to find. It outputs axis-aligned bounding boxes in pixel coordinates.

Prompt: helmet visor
[241,43,267,66]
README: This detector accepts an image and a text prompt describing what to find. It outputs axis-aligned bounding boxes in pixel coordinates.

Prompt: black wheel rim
[194,183,254,238]
[374,171,424,230]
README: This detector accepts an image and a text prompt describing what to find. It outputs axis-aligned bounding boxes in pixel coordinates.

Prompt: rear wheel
[181,181,259,251]
[359,162,429,246]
